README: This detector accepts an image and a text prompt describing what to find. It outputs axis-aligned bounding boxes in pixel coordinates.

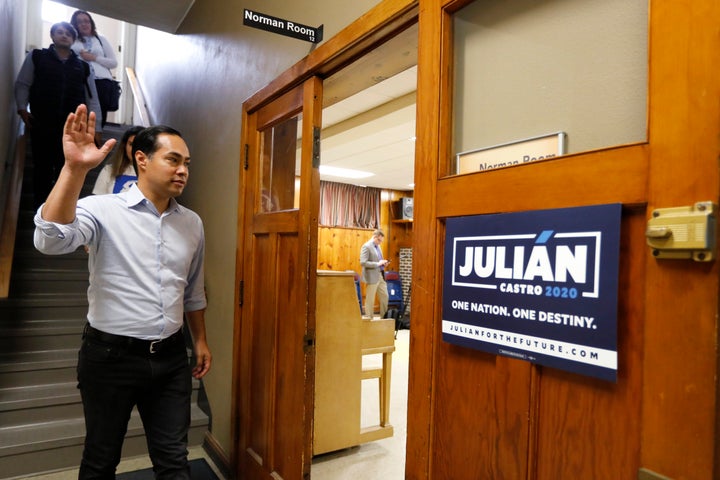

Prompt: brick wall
[399,247,412,312]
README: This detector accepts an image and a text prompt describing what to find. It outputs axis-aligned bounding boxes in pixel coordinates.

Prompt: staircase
[0,125,210,479]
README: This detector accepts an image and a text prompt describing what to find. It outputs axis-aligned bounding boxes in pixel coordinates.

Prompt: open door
[230,3,418,479]
[234,77,322,480]
[407,0,720,479]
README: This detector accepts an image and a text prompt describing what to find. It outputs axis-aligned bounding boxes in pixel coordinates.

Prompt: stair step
[0,383,202,427]
[0,318,84,336]
[0,304,87,322]
[0,403,209,457]
[0,331,82,353]
[0,294,87,321]
[12,246,88,262]
[9,270,89,295]
[0,348,77,373]
[12,257,87,273]
[0,366,78,389]
[0,293,87,308]
[0,397,82,427]
[0,411,208,478]
[0,382,78,412]
[10,266,89,275]
[0,319,85,353]
[0,379,202,412]
[0,381,202,425]
[11,255,88,272]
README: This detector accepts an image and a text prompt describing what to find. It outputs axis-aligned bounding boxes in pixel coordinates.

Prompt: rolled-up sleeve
[33,207,92,255]
[184,221,207,312]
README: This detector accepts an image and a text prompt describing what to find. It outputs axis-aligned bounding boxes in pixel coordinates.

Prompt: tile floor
[312,328,409,480]
[19,329,410,480]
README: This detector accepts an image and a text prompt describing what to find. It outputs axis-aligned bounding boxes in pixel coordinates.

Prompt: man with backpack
[15,21,102,208]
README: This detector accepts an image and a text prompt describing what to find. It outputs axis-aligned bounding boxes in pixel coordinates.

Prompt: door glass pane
[259,113,302,212]
[451,0,647,175]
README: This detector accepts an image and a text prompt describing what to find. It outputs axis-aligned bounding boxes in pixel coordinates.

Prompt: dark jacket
[29,46,90,126]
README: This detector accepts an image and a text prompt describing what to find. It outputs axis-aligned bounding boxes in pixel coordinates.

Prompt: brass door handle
[645,226,672,239]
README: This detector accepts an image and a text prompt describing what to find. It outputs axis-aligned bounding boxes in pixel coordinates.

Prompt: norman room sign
[243,9,323,44]
[456,132,567,173]
[442,204,622,382]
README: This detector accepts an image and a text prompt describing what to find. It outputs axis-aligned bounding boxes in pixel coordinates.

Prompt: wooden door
[233,77,322,480]
[407,1,720,479]
[228,3,418,479]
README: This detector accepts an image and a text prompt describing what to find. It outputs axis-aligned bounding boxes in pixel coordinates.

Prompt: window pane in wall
[451,0,648,175]
[259,114,302,212]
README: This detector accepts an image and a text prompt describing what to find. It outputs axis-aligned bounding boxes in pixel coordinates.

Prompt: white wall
[453,0,648,156]
[0,0,28,206]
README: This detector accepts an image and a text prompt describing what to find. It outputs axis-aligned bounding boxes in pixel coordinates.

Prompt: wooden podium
[313,270,395,455]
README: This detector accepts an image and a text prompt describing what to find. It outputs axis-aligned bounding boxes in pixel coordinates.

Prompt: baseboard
[203,431,231,479]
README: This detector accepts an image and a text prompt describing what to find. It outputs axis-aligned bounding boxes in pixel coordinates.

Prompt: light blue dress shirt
[34,184,207,340]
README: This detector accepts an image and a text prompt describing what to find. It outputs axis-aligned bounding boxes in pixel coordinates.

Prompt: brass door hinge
[303,333,315,353]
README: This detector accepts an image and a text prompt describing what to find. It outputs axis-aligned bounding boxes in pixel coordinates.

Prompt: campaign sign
[442,204,621,382]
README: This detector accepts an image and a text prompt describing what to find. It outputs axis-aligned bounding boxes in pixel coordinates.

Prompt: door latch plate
[646,201,717,261]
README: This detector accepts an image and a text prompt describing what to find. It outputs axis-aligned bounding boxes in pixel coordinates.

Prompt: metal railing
[125,67,151,127]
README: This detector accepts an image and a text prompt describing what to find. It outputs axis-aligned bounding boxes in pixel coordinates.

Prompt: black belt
[83,324,184,355]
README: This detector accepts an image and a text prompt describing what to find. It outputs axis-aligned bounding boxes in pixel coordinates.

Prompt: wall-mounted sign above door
[244,9,323,44]
[442,204,621,382]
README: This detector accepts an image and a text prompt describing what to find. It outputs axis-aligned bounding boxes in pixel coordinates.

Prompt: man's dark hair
[131,125,183,172]
[50,22,77,42]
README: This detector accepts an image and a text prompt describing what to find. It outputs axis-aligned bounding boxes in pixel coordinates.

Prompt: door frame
[406,0,720,478]
[233,78,322,479]
[231,0,420,475]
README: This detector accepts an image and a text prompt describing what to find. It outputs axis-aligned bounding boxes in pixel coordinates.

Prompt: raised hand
[62,104,116,172]
[40,105,116,223]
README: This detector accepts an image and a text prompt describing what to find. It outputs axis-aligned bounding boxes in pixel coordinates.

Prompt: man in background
[15,21,102,208]
[360,229,390,318]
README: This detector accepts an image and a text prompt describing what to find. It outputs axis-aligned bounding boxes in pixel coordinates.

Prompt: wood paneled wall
[316,189,413,295]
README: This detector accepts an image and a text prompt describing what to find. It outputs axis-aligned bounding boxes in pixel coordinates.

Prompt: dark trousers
[77,330,192,479]
[94,79,115,127]
[28,123,64,209]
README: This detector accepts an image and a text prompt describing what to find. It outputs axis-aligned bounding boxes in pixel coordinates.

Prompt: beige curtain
[319,181,380,228]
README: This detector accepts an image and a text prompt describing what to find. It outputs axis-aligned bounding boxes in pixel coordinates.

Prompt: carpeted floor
[116,458,218,480]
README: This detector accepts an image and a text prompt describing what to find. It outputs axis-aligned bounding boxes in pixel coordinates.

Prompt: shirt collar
[126,183,146,207]
[126,183,182,215]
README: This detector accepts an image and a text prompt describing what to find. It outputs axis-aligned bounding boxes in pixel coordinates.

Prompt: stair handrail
[125,67,151,127]
[0,132,26,298]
